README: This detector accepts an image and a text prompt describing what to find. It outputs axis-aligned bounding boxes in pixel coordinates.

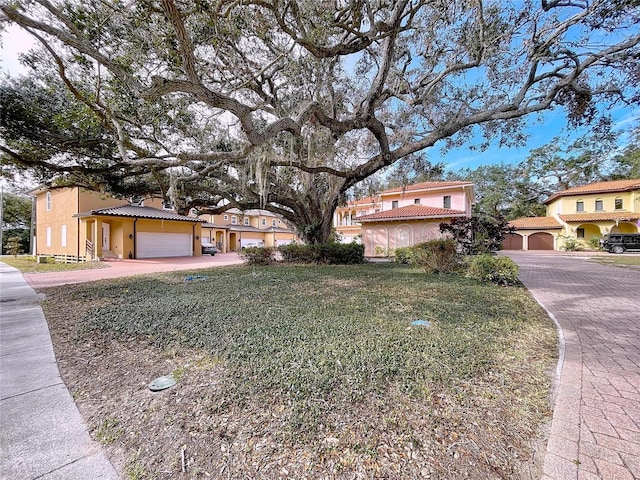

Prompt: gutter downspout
[133,218,138,259]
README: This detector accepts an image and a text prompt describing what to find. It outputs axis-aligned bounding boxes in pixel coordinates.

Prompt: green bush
[465,255,520,285]
[393,247,412,264]
[409,239,459,273]
[239,246,275,265]
[278,242,364,264]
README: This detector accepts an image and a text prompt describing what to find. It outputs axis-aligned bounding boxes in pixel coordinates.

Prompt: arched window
[595,199,603,211]
[576,200,584,212]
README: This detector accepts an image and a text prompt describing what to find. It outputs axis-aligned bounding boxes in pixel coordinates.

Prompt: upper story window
[162,201,173,210]
[391,200,399,209]
[261,218,266,226]
[414,198,420,204]
[272,219,276,227]
[224,214,229,221]
[244,217,250,225]
[231,216,237,224]
[46,191,52,211]
[595,199,603,211]
[61,225,67,247]
[576,200,584,212]
[615,198,623,210]
[576,227,585,238]
[443,195,452,209]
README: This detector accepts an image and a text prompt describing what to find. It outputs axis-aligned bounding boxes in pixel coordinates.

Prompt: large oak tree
[1,0,639,243]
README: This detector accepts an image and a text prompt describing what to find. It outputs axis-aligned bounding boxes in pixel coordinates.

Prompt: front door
[102,223,110,250]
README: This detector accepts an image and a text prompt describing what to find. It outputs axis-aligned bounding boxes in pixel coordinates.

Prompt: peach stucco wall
[361,219,452,256]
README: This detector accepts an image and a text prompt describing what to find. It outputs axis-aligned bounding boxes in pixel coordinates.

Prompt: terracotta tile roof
[544,179,640,204]
[559,212,640,222]
[509,217,562,229]
[347,196,379,207]
[74,205,201,222]
[357,205,466,222]
[382,181,473,195]
[201,222,228,229]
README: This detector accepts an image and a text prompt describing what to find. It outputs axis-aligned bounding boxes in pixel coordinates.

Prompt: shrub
[465,255,520,285]
[393,247,412,264]
[588,235,602,250]
[409,239,459,273]
[278,242,365,264]
[560,236,582,252]
[239,246,275,265]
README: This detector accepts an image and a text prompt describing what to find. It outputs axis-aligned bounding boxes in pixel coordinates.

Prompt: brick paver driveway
[503,252,640,480]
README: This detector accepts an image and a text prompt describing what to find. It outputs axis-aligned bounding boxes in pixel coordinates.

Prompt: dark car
[601,233,640,254]
[201,242,219,255]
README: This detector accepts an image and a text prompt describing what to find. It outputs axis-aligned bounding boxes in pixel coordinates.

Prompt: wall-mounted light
[129,234,134,239]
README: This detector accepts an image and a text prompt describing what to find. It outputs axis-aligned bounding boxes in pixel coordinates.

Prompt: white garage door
[137,232,192,258]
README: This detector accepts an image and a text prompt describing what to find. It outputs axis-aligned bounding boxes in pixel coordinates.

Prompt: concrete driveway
[23,253,244,289]
[503,252,640,480]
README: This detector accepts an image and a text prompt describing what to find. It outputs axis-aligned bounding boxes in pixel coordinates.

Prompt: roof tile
[559,212,640,222]
[544,179,640,203]
[75,205,201,222]
[357,205,466,222]
[509,217,562,229]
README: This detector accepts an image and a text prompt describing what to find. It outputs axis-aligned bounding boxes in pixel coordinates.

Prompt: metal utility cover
[411,320,431,327]
[148,375,177,391]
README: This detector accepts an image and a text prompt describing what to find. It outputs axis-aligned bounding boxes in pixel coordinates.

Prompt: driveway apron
[503,252,640,480]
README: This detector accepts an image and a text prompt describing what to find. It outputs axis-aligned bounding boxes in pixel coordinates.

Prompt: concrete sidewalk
[0,263,118,479]
[504,252,640,480]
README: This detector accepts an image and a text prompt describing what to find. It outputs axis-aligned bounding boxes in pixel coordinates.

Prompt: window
[414,198,420,204]
[391,200,399,209]
[443,195,451,209]
[163,201,173,210]
[576,201,584,212]
[375,209,380,213]
[272,219,276,227]
[244,217,249,225]
[61,225,67,247]
[224,215,229,221]
[615,198,623,210]
[595,199,603,211]
[231,216,237,224]
[46,192,51,211]
[577,228,585,239]
[261,218,266,226]
[46,227,52,247]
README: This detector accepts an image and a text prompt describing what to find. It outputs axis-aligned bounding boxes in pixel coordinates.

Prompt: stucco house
[334,181,475,256]
[29,186,299,260]
[198,208,298,252]
[29,186,204,261]
[506,179,640,251]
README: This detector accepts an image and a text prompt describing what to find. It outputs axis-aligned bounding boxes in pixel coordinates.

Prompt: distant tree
[609,127,640,179]
[6,237,23,257]
[440,211,514,255]
[1,1,639,243]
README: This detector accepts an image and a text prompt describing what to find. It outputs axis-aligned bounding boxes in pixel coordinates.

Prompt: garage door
[137,233,192,258]
[528,232,554,250]
[502,233,523,250]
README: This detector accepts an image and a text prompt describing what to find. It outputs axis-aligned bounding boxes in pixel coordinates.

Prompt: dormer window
[576,200,584,212]
[244,217,249,225]
[595,199,603,211]
[615,198,623,210]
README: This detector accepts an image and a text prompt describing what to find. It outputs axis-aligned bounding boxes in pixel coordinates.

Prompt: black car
[601,233,640,254]
[201,242,219,255]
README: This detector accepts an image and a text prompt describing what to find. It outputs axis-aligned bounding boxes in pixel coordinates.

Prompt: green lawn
[0,255,109,273]
[589,255,640,268]
[44,263,557,479]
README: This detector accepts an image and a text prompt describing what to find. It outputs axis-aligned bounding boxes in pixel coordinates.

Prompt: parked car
[601,233,640,254]
[242,241,265,249]
[201,242,219,255]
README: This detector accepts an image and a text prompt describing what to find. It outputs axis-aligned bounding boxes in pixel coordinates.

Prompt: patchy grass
[0,255,109,273]
[44,263,557,479]
[589,255,640,269]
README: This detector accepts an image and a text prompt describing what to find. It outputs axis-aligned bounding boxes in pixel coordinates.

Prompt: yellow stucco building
[507,179,640,251]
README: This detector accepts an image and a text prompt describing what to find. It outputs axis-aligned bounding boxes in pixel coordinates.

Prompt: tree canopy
[1,0,639,242]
